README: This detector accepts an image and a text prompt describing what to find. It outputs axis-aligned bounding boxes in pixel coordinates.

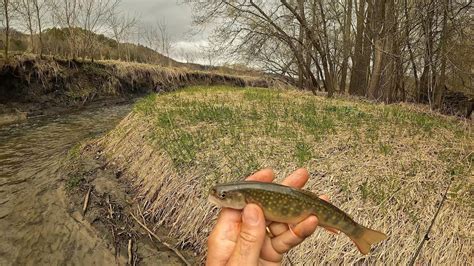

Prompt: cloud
[171,40,210,64]
[120,0,194,39]
[120,0,216,63]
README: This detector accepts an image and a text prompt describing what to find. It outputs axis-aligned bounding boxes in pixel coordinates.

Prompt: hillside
[67,86,473,264]
[0,27,180,66]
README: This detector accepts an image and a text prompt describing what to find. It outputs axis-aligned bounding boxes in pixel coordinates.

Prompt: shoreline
[0,56,272,126]
[62,141,194,265]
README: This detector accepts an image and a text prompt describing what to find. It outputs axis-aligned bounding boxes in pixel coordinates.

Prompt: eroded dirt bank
[0,56,272,125]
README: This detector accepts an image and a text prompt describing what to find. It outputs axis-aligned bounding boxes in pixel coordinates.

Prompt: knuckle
[239,230,259,244]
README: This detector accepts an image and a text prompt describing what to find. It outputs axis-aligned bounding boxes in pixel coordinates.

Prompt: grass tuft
[66,175,84,190]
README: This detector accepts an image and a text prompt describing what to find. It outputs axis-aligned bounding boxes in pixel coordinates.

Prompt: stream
[0,104,132,265]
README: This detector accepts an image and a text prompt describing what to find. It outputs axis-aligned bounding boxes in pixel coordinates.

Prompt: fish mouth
[208,194,222,206]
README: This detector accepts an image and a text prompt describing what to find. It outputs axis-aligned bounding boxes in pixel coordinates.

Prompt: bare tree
[339,0,352,94]
[32,0,45,58]
[142,23,159,52]
[1,0,11,60]
[14,0,35,53]
[433,0,449,108]
[157,19,172,66]
[50,0,79,59]
[367,0,387,100]
[77,0,120,61]
[108,10,137,60]
[178,46,195,64]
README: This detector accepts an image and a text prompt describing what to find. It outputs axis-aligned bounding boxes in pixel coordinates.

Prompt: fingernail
[243,204,260,226]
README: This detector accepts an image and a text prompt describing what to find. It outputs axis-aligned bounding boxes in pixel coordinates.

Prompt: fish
[208,181,387,254]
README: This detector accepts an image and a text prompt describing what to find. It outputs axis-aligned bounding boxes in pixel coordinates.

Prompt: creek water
[0,104,132,265]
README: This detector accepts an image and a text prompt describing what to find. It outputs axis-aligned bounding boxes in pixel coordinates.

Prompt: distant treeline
[0,0,181,67]
[0,27,176,66]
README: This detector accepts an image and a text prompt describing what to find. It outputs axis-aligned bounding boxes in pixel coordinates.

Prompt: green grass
[66,175,84,190]
[67,143,82,159]
[295,141,313,165]
[130,84,473,212]
[133,85,471,182]
[101,85,473,264]
[378,142,393,156]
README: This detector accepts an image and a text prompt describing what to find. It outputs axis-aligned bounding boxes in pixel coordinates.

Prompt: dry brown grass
[99,60,282,90]
[94,86,472,264]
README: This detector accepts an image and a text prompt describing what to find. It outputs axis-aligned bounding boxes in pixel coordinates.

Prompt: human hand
[206,168,331,266]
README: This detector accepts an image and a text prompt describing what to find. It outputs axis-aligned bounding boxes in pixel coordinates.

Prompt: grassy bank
[0,56,273,120]
[89,86,471,264]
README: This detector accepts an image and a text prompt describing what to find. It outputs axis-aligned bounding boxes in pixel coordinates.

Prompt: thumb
[227,204,265,266]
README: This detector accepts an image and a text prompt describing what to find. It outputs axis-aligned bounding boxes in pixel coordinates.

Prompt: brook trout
[208,181,387,254]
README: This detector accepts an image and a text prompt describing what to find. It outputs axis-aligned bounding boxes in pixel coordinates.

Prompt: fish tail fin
[349,226,387,255]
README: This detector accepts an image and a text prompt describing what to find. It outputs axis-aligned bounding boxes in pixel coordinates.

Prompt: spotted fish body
[208,181,387,254]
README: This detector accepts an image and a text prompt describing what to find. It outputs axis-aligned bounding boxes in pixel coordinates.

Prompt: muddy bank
[63,143,193,265]
[0,56,273,125]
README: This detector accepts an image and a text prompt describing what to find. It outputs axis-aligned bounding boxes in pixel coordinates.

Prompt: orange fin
[322,226,340,235]
[350,226,387,255]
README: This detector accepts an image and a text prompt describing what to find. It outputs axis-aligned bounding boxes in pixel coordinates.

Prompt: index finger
[281,168,309,188]
[246,168,274,183]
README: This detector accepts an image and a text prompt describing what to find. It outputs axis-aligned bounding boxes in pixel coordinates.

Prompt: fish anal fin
[322,225,340,235]
[350,226,387,255]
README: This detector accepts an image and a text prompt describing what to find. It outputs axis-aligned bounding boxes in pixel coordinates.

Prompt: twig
[408,177,453,266]
[137,204,154,243]
[127,238,133,265]
[106,195,114,218]
[129,212,191,266]
[110,226,118,258]
[82,187,92,215]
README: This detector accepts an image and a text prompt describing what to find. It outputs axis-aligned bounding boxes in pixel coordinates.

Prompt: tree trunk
[367,0,386,100]
[349,0,369,96]
[404,0,419,95]
[318,0,335,97]
[34,0,44,58]
[3,0,10,61]
[297,0,305,89]
[340,0,353,94]
[434,0,448,108]
[418,3,435,104]
[380,0,396,103]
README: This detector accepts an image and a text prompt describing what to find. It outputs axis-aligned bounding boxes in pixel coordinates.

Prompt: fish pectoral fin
[322,226,340,235]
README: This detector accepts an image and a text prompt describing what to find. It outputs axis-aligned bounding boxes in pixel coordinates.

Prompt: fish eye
[219,191,226,199]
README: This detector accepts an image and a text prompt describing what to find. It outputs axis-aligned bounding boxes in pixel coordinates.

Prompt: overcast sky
[120,0,210,63]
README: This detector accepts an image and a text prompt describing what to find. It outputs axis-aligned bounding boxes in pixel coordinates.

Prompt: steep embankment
[73,86,472,264]
[0,56,272,125]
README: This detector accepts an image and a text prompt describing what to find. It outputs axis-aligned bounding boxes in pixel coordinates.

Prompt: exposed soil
[63,147,193,265]
[0,56,273,126]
